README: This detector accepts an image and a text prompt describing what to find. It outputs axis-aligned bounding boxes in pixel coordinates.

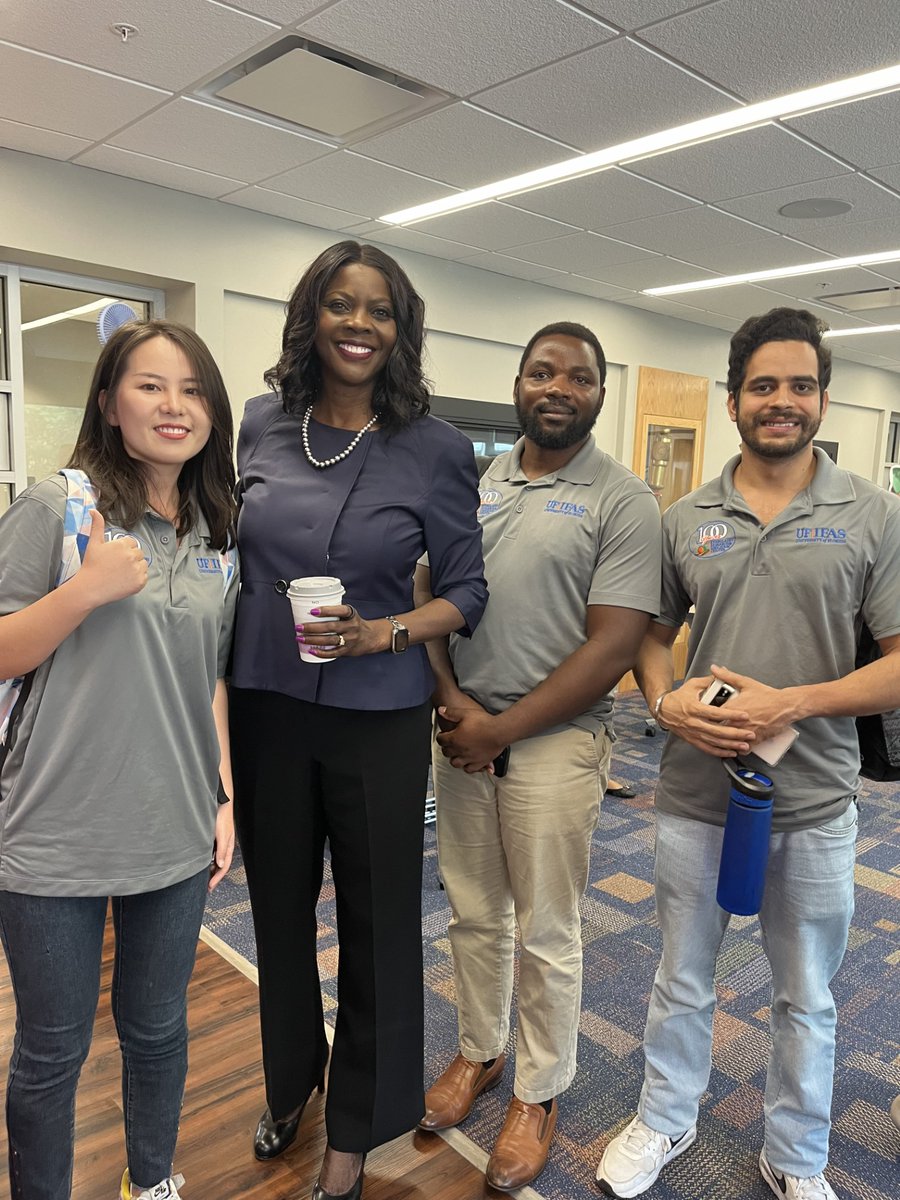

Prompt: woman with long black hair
[230,241,486,1200]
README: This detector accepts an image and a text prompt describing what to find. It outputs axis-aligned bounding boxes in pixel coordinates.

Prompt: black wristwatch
[387,615,409,654]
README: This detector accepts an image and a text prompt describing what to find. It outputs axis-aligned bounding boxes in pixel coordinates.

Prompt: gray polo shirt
[657,449,900,831]
[0,475,239,896]
[449,436,661,736]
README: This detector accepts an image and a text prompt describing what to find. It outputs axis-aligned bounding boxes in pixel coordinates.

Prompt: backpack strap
[58,469,99,585]
[1,471,97,756]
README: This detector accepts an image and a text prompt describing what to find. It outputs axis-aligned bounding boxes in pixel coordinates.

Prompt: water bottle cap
[722,758,774,798]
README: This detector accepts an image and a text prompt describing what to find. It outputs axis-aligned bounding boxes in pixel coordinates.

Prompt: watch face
[392,624,409,653]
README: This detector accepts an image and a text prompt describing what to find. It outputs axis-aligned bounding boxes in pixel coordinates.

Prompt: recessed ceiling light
[380,61,900,225]
[643,249,900,296]
[778,198,853,218]
[823,324,900,337]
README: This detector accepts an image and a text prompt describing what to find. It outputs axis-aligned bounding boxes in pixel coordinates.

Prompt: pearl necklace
[301,406,378,469]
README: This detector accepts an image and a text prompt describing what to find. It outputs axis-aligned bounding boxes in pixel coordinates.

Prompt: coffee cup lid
[287,576,344,597]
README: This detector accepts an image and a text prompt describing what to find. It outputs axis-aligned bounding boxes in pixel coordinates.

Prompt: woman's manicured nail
[310,608,321,616]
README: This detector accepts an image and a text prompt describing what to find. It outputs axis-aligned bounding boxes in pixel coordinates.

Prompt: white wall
[3,148,898,484]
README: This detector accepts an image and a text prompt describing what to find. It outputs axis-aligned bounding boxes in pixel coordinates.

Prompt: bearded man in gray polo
[414,321,661,1191]
[598,307,900,1200]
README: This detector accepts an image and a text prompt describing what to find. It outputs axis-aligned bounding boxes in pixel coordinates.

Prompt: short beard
[736,404,822,460]
[515,398,600,450]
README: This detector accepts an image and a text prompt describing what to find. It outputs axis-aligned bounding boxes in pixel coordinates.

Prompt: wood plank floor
[0,923,488,1200]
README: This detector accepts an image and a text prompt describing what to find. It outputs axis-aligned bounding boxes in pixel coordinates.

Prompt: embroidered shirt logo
[689,521,736,557]
[795,527,847,544]
[478,488,503,517]
[196,556,224,575]
[106,527,152,565]
[544,499,586,518]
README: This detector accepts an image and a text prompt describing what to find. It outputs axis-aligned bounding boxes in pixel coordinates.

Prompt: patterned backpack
[0,469,97,748]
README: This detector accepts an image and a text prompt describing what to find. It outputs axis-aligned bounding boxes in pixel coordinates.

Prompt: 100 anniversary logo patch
[689,521,736,557]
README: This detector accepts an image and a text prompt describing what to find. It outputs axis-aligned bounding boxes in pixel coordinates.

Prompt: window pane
[21,283,149,485]
[0,279,8,381]
[0,483,11,514]
[0,393,9,472]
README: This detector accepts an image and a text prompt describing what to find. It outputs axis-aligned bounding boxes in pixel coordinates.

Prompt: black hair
[265,240,430,432]
[517,321,607,385]
[69,319,236,551]
[728,307,832,399]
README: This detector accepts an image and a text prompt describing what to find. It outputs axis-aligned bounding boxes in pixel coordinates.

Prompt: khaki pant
[434,726,610,1103]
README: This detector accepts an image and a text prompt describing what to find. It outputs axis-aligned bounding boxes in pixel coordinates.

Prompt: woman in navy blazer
[230,241,487,1200]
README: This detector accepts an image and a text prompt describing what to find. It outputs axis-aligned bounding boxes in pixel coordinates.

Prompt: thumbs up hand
[74,509,149,607]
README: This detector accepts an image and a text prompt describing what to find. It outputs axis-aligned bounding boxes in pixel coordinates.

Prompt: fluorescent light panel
[643,250,900,295]
[380,62,900,225]
[823,324,900,338]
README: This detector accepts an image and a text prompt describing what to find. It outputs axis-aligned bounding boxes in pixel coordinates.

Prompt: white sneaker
[119,1169,186,1200]
[596,1115,697,1197]
[759,1152,838,1199]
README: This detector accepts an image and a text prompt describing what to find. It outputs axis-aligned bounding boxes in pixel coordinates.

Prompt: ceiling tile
[263,152,457,217]
[222,187,368,229]
[230,0,325,22]
[475,37,734,152]
[786,216,900,257]
[300,0,613,94]
[628,126,848,203]
[0,0,279,92]
[74,146,245,198]
[588,258,719,291]
[870,164,900,192]
[543,275,634,301]
[0,44,168,141]
[784,267,900,304]
[509,166,697,229]
[716,174,900,237]
[110,98,330,182]
[618,293,711,321]
[352,103,576,188]
[0,119,90,160]
[643,0,900,101]
[602,205,766,255]
[457,252,571,284]
[501,231,656,276]
[786,93,900,171]
[402,202,577,252]
[575,0,722,31]
[827,333,900,360]
[674,234,827,274]
[681,283,817,322]
[351,225,485,261]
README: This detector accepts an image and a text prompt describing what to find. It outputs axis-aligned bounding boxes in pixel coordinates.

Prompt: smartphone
[492,746,511,778]
[699,679,799,766]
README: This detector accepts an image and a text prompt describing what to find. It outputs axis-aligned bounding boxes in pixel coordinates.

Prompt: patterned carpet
[203,693,900,1199]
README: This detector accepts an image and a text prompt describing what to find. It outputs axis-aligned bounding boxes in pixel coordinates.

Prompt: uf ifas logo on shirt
[478,488,503,516]
[689,521,736,557]
[195,556,224,576]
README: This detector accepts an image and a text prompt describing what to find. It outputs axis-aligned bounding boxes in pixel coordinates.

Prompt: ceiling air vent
[824,286,900,312]
[202,38,445,141]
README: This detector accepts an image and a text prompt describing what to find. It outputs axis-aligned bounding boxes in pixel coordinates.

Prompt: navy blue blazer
[231,394,487,711]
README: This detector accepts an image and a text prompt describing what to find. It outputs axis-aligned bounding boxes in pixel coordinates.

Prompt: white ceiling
[4,0,900,372]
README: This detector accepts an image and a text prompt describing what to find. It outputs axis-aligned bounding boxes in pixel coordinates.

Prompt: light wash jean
[638,803,857,1178]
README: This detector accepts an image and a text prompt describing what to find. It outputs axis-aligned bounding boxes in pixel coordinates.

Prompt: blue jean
[639,804,857,1178]
[0,869,208,1200]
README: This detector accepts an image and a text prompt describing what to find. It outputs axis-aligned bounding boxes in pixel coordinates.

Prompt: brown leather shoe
[485,1096,557,1191]
[419,1053,506,1131]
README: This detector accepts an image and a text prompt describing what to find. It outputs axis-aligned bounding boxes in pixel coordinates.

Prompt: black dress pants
[230,687,431,1152]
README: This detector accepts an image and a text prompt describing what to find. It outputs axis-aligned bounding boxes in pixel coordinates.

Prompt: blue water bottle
[716,760,775,916]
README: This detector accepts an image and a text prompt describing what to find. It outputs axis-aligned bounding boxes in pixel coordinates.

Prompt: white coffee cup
[287,576,345,664]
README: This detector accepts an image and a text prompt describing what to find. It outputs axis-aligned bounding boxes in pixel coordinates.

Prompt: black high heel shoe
[311,1152,366,1200]
[253,1074,326,1161]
